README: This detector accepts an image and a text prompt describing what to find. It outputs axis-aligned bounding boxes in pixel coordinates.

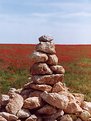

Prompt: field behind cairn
[0,44,91,101]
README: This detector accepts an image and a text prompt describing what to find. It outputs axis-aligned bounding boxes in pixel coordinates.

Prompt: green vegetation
[0,69,29,93]
[62,58,91,101]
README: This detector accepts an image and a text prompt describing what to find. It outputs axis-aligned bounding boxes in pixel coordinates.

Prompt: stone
[39,35,53,42]
[15,88,22,94]
[36,42,56,54]
[43,109,64,120]
[17,109,31,118]
[60,114,73,121]
[81,101,91,114]
[30,63,52,75]
[32,74,64,85]
[31,51,48,63]
[23,97,42,109]
[58,91,76,102]
[76,118,82,121]
[8,88,17,95]
[64,101,83,114]
[47,54,58,65]
[0,94,9,106]
[21,89,33,99]
[88,118,91,121]
[25,114,37,121]
[41,91,69,109]
[0,112,18,121]
[37,104,57,115]
[6,93,23,115]
[73,93,84,106]
[52,82,68,93]
[79,110,91,121]
[0,116,7,121]
[29,83,52,92]
[23,82,33,89]
[29,91,42,97]
[50,65,65,74]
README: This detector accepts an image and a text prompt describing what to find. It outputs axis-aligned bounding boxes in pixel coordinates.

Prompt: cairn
[0,35,91,121]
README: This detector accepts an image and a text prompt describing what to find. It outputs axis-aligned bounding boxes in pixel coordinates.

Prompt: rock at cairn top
[39,35,53,42]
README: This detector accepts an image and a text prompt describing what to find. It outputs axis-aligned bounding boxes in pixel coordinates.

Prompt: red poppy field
[0,44,91,101]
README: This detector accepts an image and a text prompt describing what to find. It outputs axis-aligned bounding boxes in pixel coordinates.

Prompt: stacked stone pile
[0,35,91,121]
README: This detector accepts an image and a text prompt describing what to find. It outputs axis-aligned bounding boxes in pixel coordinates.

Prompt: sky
[0,0,91,44]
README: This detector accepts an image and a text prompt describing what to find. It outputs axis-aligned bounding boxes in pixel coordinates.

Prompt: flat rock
[41,91,69,109]
[0,112,18,121]
[39,35,53,42]
[47,54,58,65]
[6,93,23,115]
[23,97,42,109]
[29,83,52,92]
[36,42,56,54]
[32,74,64,85]
[30,63,52,75]
[37,104,57,115]
[31,51,48,63]
[50,65,65,74]
[17,109,31,118]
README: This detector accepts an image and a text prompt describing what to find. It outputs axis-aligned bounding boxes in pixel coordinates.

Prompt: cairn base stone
[31,74,64,85]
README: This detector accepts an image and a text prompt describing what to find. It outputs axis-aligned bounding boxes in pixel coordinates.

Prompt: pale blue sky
[0,0,91,44]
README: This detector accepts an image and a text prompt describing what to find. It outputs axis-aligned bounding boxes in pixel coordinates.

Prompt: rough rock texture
[50,65,65,74]
[6,93,23,115]
[81,101,91,114]
[79,110,91,121]
[73,93,84,106]
[17,109,31,118]
[0,95,9,106]
[31,74,64,85]
[36,41,56,54]
[30,63,52,75]
[39,35,53,42]
[52,82,68,93]
[60,114,73,121]
[41,91,69,109]
[47,54,58,65]
[0,116,7,121]
[64,101,83,114]
[23,97,42,109]
[37,104,57,115]
[29,83,52,92]
[0,35,91,121]
[31,51,48,63]
[0,112,18,121]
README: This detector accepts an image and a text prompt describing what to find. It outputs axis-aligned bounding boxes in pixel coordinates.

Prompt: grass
[0,69,29,93]
[63,58,91,101]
